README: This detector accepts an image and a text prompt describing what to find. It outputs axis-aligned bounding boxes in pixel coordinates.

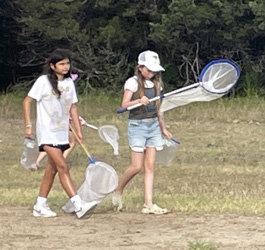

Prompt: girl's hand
[162,128,172,139]
[25,127,32,138]
[139,96,149,106]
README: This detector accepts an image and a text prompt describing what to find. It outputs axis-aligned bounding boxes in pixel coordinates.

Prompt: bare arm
[23,96,34,137]
[121,89,149,108]
[158,111,172,139]
[70,103,82,142]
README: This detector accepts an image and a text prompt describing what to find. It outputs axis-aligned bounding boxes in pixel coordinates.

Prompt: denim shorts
[127,118,164,152]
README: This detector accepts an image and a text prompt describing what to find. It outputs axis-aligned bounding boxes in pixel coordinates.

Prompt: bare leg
[143,147,156,207]
[41,146,77,198]
[115,150,144,195]
[63,131,76,158]
[38,156,57,197]
[36,131,75,170]
[36,151,47,167]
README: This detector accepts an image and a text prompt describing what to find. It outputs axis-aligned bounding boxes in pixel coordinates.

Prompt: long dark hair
[43,49,72,98]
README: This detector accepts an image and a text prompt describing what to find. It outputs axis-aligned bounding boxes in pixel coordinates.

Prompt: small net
[98,125,119,155]
[20,137,38,171]
[160,59,240,113]
[62,161,118,213]
[155,138,180,166]
[79,115,120,155]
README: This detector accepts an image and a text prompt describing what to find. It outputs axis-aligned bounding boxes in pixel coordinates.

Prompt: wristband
[25,123,32,128]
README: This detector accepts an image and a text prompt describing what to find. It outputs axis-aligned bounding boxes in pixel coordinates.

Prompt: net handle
[78,116,99,130]
[84,123,99,130]
[170,138,181,145]
[117,83,199,114]
[69,124,95,164]
[117,59,240,114]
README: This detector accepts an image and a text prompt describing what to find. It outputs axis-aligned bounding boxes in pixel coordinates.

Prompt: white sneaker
[29,163,38,171]
[112,192,123,211]
[75,201,97,219]
[61,203,75,214]
[33,203,57,218]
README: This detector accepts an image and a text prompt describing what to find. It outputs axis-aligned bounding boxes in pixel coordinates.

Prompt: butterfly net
[155,138,180,166]
[98,125,119,155]
[20,137,38,171]
[62,161,118,213]
[160,60,240,113]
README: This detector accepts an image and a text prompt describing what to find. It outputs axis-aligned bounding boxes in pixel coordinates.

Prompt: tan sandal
[141,204,170,215]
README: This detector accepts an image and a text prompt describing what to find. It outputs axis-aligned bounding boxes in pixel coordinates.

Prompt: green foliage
[0,0,21,89]
[150,0,250,61]
[188,240,217,250]
[97,17,128,46]
[243,69,259,97]
[1,0,265,95]
[162,63,182,91]
[248,1,265,31]
[235,61,265,97]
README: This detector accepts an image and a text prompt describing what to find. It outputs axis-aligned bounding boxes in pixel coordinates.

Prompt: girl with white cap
[112,50,172,214]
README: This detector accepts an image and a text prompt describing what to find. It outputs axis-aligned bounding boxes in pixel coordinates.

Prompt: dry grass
[1,93,265,215]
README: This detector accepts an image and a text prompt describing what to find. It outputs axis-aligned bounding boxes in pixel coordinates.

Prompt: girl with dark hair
[34,73,80,169]
[23,49,97,219]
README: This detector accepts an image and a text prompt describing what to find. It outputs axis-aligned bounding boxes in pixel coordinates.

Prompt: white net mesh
[98,125,119,155]
[62,161,118,213]
[160,86,221,113]
[20,137,38,171]
[155,138,180,166]
[160,60,239,113]
[200,61,239,93]
[79,116,119,155]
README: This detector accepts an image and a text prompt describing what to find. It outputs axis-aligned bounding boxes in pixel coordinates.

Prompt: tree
[149,0,265,94]
[4,0,265,95]
[12,0,171,93]
[0,0,21,90]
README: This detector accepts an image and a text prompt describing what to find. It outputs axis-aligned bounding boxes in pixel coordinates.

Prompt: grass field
[1,93,265,215]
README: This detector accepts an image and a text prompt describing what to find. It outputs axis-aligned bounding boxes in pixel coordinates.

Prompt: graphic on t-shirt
[50,110,67,131]
[49,85,73,131]
[28,75,77,144]
[42,92,67,132]
[59,85,72,115]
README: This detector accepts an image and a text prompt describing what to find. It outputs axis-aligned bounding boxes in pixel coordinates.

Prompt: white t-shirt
[124,76,162,92]
[28,75,78,146]
[124,76,154,92]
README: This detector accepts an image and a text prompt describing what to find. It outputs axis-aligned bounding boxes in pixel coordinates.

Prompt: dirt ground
[1,111,265,250]
[1,205,265,250]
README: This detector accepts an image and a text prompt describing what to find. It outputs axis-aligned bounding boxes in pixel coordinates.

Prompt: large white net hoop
[160,59,240,113]
[200,59,240,94]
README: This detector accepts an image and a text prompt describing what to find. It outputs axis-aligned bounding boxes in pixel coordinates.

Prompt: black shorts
[39,144,70,152]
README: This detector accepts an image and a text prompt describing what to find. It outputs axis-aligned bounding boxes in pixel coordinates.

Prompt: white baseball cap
[138,50,165,72]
